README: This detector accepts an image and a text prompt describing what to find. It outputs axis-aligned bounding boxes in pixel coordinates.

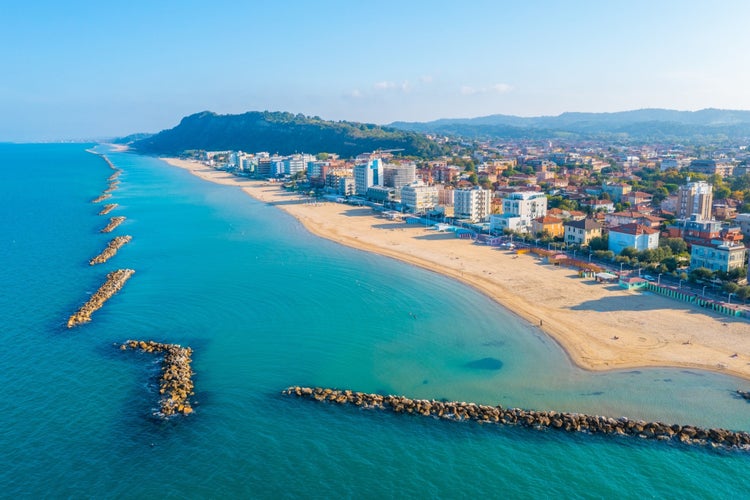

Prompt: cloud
[373,80,411,92]
[420,75,433,84]
[461,83,513,95]
[347,89,362,98]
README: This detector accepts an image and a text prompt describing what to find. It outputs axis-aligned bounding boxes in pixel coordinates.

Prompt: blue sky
[2,0,750,140]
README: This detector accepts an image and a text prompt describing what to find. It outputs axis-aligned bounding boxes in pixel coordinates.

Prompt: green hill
[131,111,447,158]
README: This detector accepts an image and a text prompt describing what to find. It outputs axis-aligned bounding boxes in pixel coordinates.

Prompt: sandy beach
[163,157,750,382]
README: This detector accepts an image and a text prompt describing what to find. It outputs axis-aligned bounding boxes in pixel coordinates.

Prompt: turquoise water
[1,143,749,498]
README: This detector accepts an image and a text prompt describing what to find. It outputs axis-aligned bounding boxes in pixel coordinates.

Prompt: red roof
[610,223,659,235]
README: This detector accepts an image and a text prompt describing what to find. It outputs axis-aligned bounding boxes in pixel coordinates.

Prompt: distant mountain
[389,108,750,141]
[131,111,448,158]
[112,132,153,145]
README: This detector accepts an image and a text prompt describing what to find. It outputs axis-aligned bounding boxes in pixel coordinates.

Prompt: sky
[2,0,750,141]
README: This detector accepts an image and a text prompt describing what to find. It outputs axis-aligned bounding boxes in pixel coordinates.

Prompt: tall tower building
[353,159,383,196]
[677,181,713,220]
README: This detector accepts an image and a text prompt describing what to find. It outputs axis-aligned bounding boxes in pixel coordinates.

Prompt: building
[689,239,747,273]
[608,223,660,255]
[665,215,722,245]
[490,191,548,233]
[677,181,713,220]
[601,183,632,202]
[400,183,439,213]
[736,213,750,238]
[383,163,417,192]
[366,186,395,203]
[453,187,493,222]
[563,218,603,246]
[689,159,735,178]
[530,215,564,238]
[353,159,383,196]
[605,211,665,229]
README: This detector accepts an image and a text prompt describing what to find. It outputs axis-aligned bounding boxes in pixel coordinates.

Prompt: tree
[689,267,714,283]
[588,235,609,251]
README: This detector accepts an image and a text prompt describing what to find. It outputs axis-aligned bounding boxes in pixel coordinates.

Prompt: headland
[162,157,750,382]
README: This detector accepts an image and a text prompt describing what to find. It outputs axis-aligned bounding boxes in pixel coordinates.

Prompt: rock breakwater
[67,269,134,328]
[89,235,132,265]
[99,203,117,215]
[120,340,195,417]
[283,386,750,450]
[92,192,111,203]
[100,216,126,233]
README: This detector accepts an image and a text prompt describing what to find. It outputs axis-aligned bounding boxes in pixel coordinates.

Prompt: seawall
[283,386,750,450]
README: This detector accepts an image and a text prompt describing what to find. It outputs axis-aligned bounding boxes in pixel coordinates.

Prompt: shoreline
[161,157,750,382]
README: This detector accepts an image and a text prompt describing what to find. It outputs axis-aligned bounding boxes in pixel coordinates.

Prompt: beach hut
[619,276,647,290]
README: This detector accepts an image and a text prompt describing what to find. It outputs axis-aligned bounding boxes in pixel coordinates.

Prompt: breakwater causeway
[120,340,195,417]
[67,269,134,328]
[283,386,750,450]
[100,216,126,233]
[89,235,132,265]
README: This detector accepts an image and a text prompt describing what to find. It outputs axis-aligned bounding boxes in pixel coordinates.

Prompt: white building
[400,183,439,213]
[453,187,493,222]
[383,163,417,192]
[353,159,383,196]
[490,191,548,233]
[678,181,713,220]
[608,223,660,255]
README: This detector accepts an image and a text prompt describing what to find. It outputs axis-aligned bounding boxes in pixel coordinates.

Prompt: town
[183,137,750,308]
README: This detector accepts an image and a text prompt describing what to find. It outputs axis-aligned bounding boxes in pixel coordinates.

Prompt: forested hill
[389,108,750,141]
[130,111,448,158]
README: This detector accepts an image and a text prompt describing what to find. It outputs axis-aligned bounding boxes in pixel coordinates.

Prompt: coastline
[161,157,750,382]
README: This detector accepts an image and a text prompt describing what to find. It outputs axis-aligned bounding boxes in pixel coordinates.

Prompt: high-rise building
[490,191,548,233]
[353,159,383,196]
[400,183,439,213]
[677,181,713,220]
[453,187,492,222]
[383,163,417,192]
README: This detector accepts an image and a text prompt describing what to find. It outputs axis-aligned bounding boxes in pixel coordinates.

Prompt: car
[642,274,655,281]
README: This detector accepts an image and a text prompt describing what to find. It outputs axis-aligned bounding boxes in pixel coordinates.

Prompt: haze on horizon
[2,0,750,141]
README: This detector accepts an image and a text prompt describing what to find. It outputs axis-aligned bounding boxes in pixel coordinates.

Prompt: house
[564,218,603,246]
[608,223,660,255]
[531,215,564,238]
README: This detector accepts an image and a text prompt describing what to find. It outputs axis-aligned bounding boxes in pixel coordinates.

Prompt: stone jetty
[89,235,132,265]
[283,386,750,450]
[92,192,112,203]
[67,269,134,328]
[120,340,195,417]
[99,203,117,215]
[100,216,126,233]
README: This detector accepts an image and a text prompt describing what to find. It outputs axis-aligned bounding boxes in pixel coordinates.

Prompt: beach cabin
[619,276,648,290]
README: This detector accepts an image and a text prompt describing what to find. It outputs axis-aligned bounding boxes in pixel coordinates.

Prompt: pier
[67,269,134,328]
[100,216,126,233]
[89,235,132,265]
[120,340,195,417]
[283,386,750,450]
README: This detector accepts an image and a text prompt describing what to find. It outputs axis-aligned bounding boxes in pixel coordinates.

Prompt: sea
[1,143,749,498]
